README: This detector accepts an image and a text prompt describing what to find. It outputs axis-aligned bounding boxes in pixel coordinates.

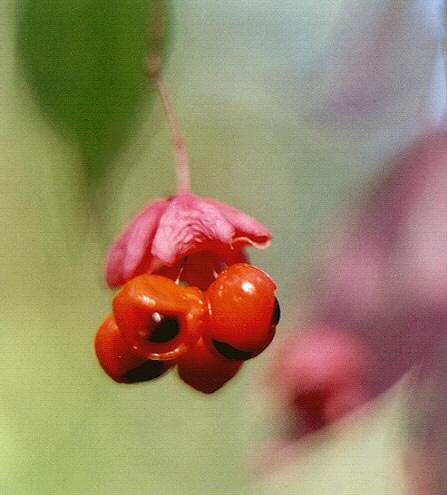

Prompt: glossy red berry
[112,275,206,361]
[204,263,280,360]
[177,338,243,394]
[94,315,170,383]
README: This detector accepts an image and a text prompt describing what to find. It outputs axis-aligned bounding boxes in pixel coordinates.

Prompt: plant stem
[151,73,191,194]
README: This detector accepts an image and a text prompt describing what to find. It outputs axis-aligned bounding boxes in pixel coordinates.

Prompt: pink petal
[105,199,168,287]
[206,198,271,248]
[105,193,270,289]
[151,193,257,265]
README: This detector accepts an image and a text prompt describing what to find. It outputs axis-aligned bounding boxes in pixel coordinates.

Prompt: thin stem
[151,73,191,194]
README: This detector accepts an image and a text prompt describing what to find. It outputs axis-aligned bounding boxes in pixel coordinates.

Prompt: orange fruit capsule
[177,338,243,394]
[113,275,206,361]
[204,263,279,360]
[94,315,170,383]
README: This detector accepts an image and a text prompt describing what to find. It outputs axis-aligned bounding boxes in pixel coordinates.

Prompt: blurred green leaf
[18,0,169,184]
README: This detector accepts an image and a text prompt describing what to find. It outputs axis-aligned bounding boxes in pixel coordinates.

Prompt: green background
[1,1,408,493]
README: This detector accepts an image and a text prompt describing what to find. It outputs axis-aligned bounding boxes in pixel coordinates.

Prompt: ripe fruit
[177,338,243,393]
[94,315,170,383]
[112,275,206,360]
[204,263,280,360]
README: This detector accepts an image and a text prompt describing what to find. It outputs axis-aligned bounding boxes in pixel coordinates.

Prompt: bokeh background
[1,0,440,493]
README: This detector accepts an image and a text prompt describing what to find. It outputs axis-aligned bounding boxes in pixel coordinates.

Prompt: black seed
[212,339,252,361]
[272,298,281,326]
[123,361,166,383]
[148,315,180,343]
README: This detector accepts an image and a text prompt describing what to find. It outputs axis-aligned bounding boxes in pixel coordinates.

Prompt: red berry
[204,263,279,360]
[177,338,243,394]
[112,275,206,360]
[94,315,170,383]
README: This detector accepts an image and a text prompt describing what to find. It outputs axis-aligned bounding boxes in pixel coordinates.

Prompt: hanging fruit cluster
[94,75,279,393]
[95,263,279,393]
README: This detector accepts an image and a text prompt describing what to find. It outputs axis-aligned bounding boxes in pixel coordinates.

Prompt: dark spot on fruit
[272,298,281,326]
[123,360,166,383]
[212,339,252,361]
[148,314,180,343]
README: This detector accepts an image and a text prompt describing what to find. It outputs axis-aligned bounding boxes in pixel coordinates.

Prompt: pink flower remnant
[106,193,271,290]
[273,325,371,437]
[262,131,447,484]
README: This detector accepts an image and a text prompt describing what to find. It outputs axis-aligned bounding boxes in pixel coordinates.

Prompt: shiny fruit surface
[95,315,169,383]
[113,275,206,360]
[204,263,279,360]
[177,338,242,394]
